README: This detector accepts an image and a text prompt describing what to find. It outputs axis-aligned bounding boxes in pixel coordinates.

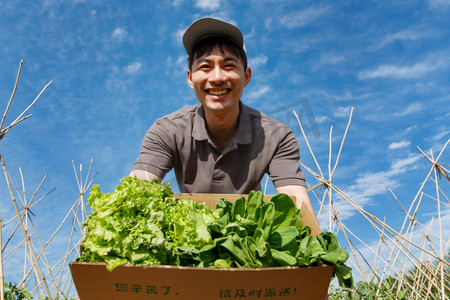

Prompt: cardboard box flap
[301,201,322,236]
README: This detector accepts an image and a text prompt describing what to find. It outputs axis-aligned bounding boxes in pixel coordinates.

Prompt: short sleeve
[268,127,306,188]
[132,120,174,178]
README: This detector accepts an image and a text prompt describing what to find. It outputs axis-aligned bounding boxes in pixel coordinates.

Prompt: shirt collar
[236,102,252,144]
[192,104,209,141]
[192,101,252,145]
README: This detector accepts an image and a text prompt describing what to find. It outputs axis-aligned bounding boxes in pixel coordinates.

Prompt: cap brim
[182,17,244,55]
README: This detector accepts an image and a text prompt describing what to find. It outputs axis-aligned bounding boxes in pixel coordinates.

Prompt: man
[130,17,317,219]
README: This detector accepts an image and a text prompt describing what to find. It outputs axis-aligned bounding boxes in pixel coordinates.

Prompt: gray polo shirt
[132,102,306,193]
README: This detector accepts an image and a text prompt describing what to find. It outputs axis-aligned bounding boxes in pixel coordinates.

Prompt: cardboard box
[70,194,333,299]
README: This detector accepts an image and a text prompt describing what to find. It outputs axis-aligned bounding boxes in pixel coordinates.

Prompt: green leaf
[268,226,298,251]
[299,235,324,257]
[199,244,217,264]
[253,228,270,259]
[214,259,231,268]
[235,215,257,236]
[271,249,297,266]
[222,222,248,238]
[334,263,354,288]
[316,232,339,252]
[268,194,297,231]
[246,190,263,220]
[230,197,246,221]
[192,209,213,244]
[240,236,262,267]
[216,198,233,221]
[216,233,247,266]
[320,248,349,265]
[256,201,275,238]
[398,288,409,299]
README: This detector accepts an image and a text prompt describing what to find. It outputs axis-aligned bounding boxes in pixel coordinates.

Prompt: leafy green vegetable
[78,177,217,270]
[78,177,353,288]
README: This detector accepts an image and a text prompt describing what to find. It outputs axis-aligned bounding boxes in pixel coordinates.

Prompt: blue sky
[1,0,449,294]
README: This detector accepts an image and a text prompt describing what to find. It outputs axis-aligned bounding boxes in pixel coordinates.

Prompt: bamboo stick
[1,187,55,228]
[1,214,4,300]
[300,112,448,298]
[330,107,353,178]
[328,126,333,229]
[0,60,22,135]
[293,110,324,179]
[329,200,369,282]
[0,156,52,298]
[430,150,445,299]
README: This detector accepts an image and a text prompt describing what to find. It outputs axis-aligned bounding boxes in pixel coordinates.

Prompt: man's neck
[204,106,240,152]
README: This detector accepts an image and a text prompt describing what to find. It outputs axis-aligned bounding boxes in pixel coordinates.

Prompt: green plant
[328,279,409,300]
[328,251,450,299]
[3,282,32,300]
[78,177,354,288]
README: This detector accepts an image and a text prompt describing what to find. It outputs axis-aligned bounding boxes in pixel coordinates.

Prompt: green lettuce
[77,177,217,270]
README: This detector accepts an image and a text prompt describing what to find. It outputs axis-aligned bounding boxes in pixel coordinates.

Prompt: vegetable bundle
[77,177,353,288]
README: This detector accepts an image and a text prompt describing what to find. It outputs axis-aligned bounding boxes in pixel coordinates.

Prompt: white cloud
[388,154,421,174]
[333,106,352,118]
[378,27,438,48]
[315,115,330,124]
[195,0,221,11]
[320,52,345,65]
[165,55,187,78]
[389,140,411,150]
[428,0,450,8]
[123,61,142,75]
[248,54,268,69]
[264,18,273,30]
[358,57,447,80]
[111,27,127,41]
[406,125,418,132]
[394,102,423,117]
[245,85,271,101]
[280,5,330,28]
[172,0,184,6]
[334,91,354,101]
[174,28,185,45]
[432,130,450,142]
[435,112,450,121]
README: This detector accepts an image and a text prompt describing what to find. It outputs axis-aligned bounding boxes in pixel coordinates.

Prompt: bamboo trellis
[1,60,449,299]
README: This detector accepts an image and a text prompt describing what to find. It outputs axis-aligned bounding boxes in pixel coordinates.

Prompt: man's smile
[207,88,230,96]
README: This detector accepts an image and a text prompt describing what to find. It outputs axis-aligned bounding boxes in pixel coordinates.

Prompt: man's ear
[243,67,252,87]
[186,69,194,88]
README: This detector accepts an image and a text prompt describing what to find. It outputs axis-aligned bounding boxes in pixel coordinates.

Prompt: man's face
[187,45,251,117]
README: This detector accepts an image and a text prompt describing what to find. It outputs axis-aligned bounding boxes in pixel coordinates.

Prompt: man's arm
[129,169,162,182]
[276,185,318,223]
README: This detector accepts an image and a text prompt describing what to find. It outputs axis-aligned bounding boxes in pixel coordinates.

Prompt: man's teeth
[209,89,228,95]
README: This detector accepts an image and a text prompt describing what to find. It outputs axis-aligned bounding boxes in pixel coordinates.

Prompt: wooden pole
[0,156,52,298]
[1,214,4,300]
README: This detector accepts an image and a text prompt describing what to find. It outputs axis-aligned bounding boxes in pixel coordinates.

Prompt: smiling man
[130,17,317,219]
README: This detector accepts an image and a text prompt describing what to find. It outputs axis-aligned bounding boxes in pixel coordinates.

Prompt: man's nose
[209,66,226,83]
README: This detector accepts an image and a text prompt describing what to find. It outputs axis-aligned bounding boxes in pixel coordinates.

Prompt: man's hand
[129,170,162,182]
[276,185,319,223]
